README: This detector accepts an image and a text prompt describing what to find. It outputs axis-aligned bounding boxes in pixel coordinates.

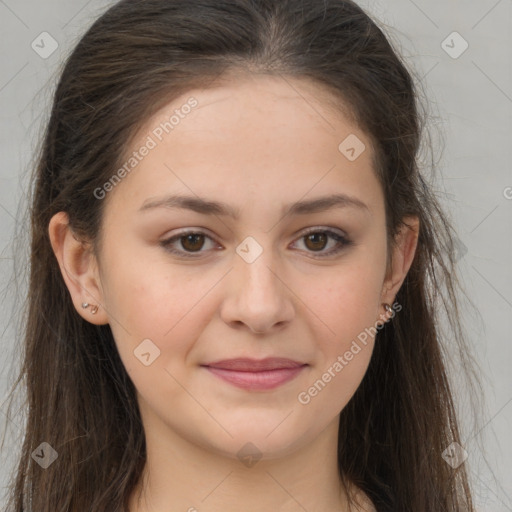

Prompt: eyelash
[159,227,353,259]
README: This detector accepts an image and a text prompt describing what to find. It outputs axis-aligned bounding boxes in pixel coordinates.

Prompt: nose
[219,244,295,335]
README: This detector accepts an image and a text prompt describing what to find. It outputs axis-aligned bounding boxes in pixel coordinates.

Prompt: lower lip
[203,365,307,390]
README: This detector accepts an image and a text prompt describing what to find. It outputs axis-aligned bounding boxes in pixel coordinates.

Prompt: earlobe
[48,212,108,325]
[380,215,420,308]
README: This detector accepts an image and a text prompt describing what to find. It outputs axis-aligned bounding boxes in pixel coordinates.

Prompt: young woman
[2,0,483,510]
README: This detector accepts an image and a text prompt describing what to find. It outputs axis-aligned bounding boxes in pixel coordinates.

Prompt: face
[61,73,412,460]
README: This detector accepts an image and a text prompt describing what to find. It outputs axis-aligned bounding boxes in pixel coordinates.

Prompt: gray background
[0,0,510,509]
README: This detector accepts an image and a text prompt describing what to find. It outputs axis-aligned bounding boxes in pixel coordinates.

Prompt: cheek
[101,238,211,334]
[297,278,379,417]
[308,259,384,343]
[105,264,215,404]
[296,255,384,406]
[99,244,215,376]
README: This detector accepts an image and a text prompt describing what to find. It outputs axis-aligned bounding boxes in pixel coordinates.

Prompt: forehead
[140,72,359,140]
[104,73,382,221]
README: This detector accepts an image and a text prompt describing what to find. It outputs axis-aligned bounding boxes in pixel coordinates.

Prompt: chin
[201,422,312,463]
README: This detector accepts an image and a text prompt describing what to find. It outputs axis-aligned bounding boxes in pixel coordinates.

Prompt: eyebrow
[139,193,371,218]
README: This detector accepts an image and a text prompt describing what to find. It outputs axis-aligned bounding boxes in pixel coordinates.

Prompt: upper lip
[202,357,306,371]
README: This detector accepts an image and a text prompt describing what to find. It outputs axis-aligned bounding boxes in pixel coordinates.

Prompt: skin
[49,72,419,512]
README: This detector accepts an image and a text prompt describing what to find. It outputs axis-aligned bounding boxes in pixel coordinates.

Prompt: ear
[48,211,108,325]
[380,215,420,309]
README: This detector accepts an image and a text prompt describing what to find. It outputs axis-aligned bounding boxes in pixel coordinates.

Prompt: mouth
[201,358,308,391]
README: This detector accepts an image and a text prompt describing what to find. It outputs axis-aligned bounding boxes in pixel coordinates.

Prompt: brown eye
[304,232,328,251]
[292,228,353,258]
[160,230,218,257]
[180,233,205,252]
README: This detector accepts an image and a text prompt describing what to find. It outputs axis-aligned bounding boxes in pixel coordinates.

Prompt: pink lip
[201,358,307,391]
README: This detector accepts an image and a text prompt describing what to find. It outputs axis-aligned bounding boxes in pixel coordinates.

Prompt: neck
[128,413,357,512]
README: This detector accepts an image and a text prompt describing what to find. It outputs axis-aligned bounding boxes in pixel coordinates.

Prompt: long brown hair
[1,0,485,510]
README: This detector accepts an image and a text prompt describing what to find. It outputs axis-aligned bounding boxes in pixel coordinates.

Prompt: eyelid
[296,225,348,239]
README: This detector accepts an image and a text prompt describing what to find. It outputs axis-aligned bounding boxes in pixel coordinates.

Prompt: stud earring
[379,302,393,323]
[82,302,99,314]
